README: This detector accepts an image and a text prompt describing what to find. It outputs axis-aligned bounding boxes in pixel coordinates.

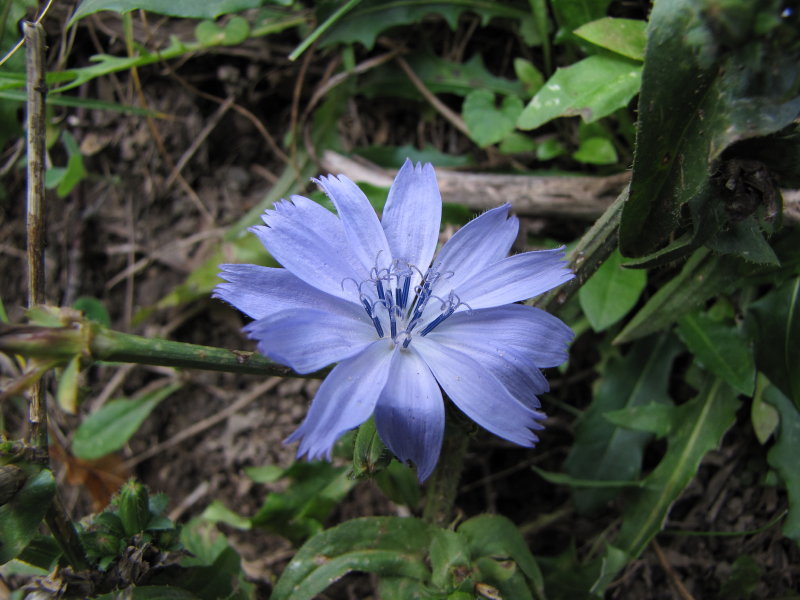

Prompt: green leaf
[200,500,252,530]
[706,215,780,266]
[751,374,780,444]
[319,0,535,50]
[550,0,611,33]
[747,276,800,406]
[463,90,523,148]
[619,0,800,259]
[56,355,81,414]
[677,312,756,395]
[762,383,800,542]
[73,296,111,327]
[613,241,799,345]
[579,248,646,331]
[249,462,356,545]
[573,17,647,61]
[517,55,641,130]
[70,0,264,24]
[603,403,677,437]
[614,377,740,560]
[271,517,432,600]
[719,556,762,600]
[351,416,392,479]
[0,467,55,564]
[572,136,618,165]
[71,383,181,459]
[429,529,470,590]
[532,467,645,488]
[374,460,422,508]
[563,334,682,513]
[513,57,544,97]
[498,132,538,154]
[359,51,524,100]
[458,514,544,597]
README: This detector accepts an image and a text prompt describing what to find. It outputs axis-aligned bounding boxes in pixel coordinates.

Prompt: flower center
[352,260,463,348]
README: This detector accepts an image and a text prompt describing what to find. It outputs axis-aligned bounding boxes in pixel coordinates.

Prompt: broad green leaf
[563,334,682,513]
[319,1,537,50]
[69,0,264,24]
[763,383,800,542]
[614,377,740,559]
[73,296,112,327]
[71,383,181,459]
[56,355,81,414]
[375,460,422,508]
[359,51,524,100]
[271,517,432,600]
[572,136,617,165]
[249,462,356,545]
[513,57,544,97]
[614,236,800,344]
[429,529,470,590]
[751,375,780,444]
[517,55,641,131]
[574,17,647,61]
[200,500,252,530]
[706,215,780,266]
[458,515,544,597]
[194,16,251,46]
[603,403,677,437]
[550,0,611,33]
[351,416,392,479]
[579,248,646,331]
[463,90,523,148]
[619,0,800,259]
[45,132,87,198]
[747,276,800,406]
[533,467,644,488]
[498,132,538,154]
[676,312,756,395]
[0,467,55,564]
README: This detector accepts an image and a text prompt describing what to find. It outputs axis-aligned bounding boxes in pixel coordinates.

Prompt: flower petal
[431,204,518,292]
[430,304,574,369]
[375,348,444,481]
[285,341,395,459]
[245,308,376,374]
[253,195,365,302]
[214,264,365,321]
[382,160,441,280]
[314,174,392,273]
[414,337,546,447]
[454,247,574,309]
[426,312,548,409]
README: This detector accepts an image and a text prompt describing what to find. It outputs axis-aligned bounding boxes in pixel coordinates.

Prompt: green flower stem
[422,416,470,527]
[533,185,628,313]
[0,322,325,379]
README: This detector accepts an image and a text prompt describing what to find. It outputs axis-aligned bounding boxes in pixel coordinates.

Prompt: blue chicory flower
[214,160,574,481]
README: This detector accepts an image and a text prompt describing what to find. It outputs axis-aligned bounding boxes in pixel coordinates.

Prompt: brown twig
[122,376,282,469]
[652,540,698,600]
[24,21,90,572]
[394,54,471,138]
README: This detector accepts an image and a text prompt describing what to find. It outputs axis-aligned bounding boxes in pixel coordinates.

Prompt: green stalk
[0,321,324,379]
[422,414,470,527]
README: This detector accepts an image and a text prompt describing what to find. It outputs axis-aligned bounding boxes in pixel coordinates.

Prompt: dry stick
[24,22,90,572]
[122,15,214,224]
[164,96,235,189]
[652,540,698,600]
[394,54,471,138]
[24,20,47,456]
[122,376,282,470]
